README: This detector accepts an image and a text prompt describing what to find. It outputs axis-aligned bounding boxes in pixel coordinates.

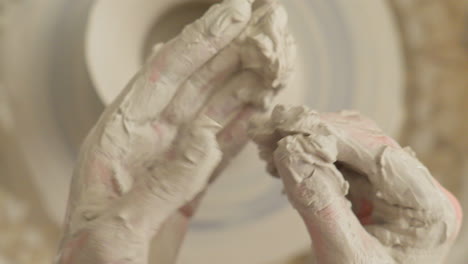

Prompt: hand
[55,0,295,263]
[250,105,462,264]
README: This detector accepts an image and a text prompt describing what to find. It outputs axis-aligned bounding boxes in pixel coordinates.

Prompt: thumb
[273,134,393,264]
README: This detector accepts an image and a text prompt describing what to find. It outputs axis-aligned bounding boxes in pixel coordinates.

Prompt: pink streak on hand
[217,108,253,144]
[58,231,90,264]
[356,198,374,226]
[151,122,167,143]
[301,199,375,262]
[435,181,463,239]
[179,192,204,218]
[90,158,121,197]
[149,49,167,83]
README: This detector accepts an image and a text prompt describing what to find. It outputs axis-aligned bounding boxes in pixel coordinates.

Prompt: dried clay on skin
[56,0,296,263]
[250,105,461,264]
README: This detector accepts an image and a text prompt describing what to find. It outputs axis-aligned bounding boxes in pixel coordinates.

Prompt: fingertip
[144,0,254,91]
[199,0,253,38]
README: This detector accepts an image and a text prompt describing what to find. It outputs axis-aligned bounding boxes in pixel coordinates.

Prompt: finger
[210,107,256,182]
[203,71,267,125]
[162,45,241,125]
[163,0,295,126]
[92,0,254,170]
[149,109,256,264]
[329,122,457,230]
[195,0,295,127]
[372,147,446,213]
[248,113,283,176]
[362,148,460,250]
[198,71,270,180]
[265,106,447,211]
[146,115,223,206]
[239,0,296,91]
[298,199,393,264]
[273,134,392,263]
[149,211,191,264]
[106,116,222,236]
[196,71,264,182]
[267,105,460,253]
[435,182,463,237]
[117,0,254,121]
[147,42,165,61]
[149,108,255,264]
[249,105,318,178]
[273,134,347,211]
[337,165,376,226]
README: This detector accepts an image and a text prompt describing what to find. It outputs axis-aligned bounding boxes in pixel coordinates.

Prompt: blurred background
[0,0,467,263]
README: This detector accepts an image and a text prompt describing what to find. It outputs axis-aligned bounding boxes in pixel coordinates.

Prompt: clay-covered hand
[55,0,295,263]
[250,105,462,264]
